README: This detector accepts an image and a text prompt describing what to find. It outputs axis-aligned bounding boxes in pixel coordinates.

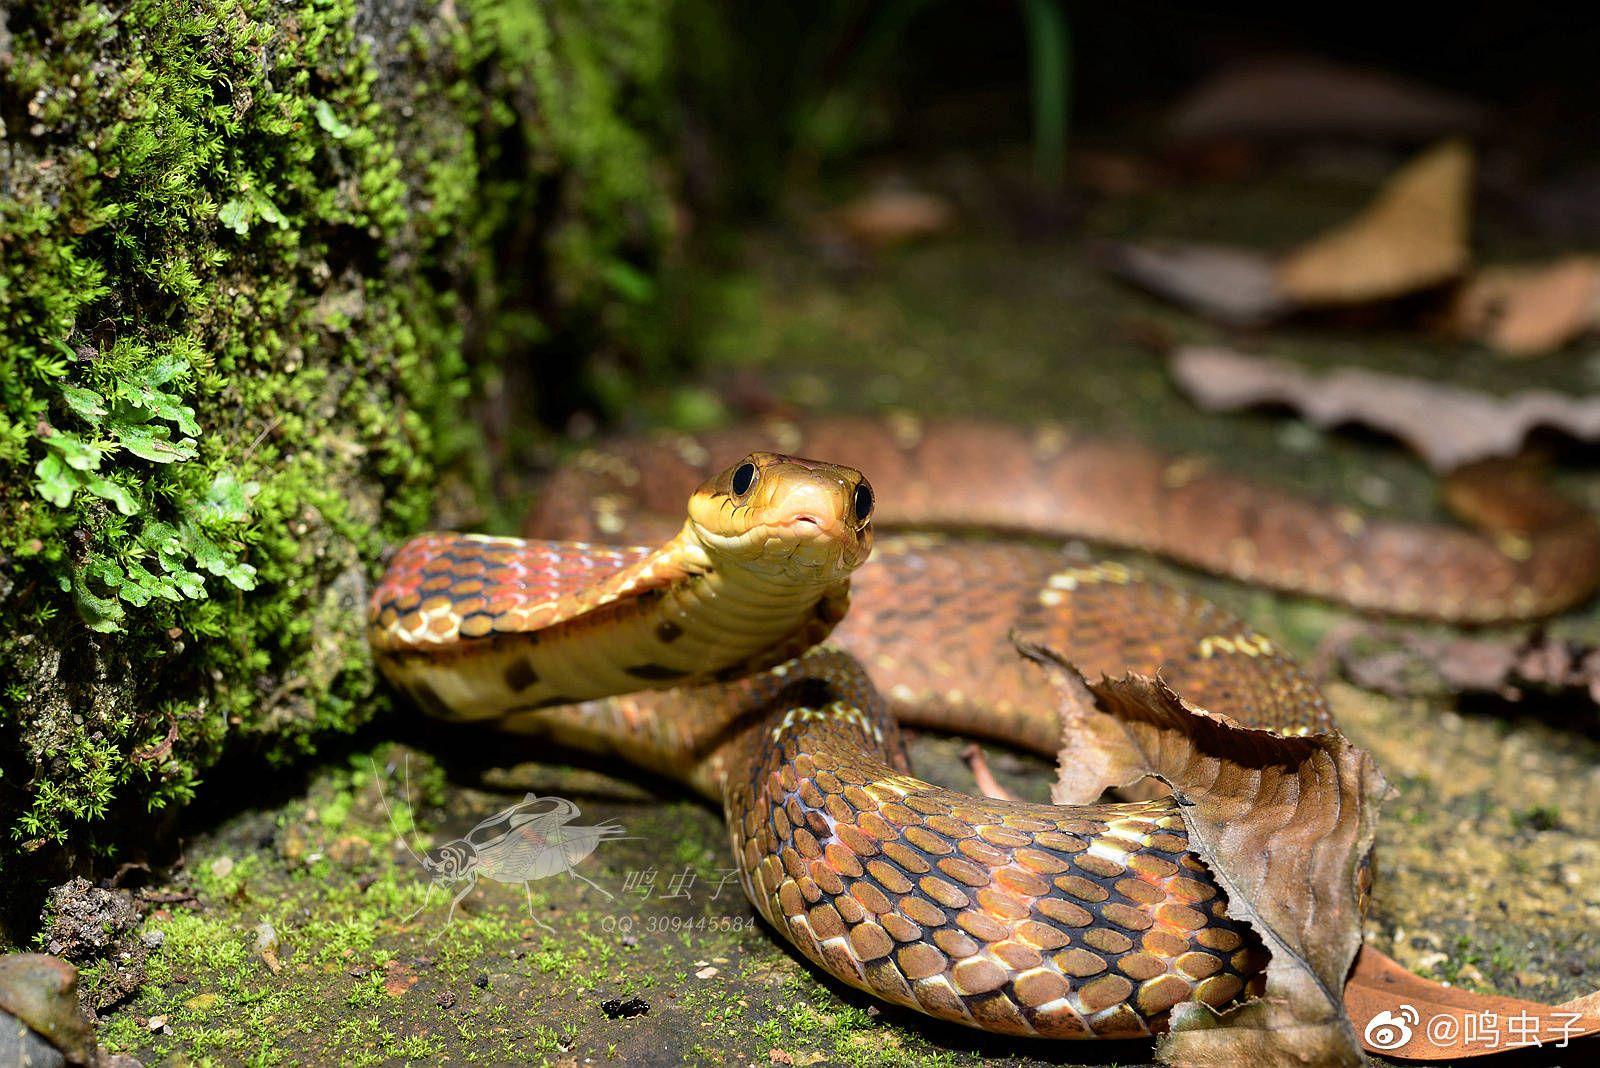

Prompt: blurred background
[480,1,1600,494]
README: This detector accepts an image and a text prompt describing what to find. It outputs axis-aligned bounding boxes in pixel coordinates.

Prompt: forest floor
[85,166,1600,1066]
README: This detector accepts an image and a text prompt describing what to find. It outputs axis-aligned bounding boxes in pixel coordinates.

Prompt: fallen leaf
[1099,143,1473,321]
[826,187,954,250]
[1277,140,1472,304]
[1448,256,1600,356]
[1093,241,1291,325]
[1330,627,1600,708]
[1562,989,1600,1016]
[1167,57,1486,144]
[1172,344,1600,471]
[1344,946,1600,1058]
[1023,643,1386,1067]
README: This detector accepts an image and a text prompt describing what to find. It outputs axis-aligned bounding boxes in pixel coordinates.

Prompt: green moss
[0,0,676,892]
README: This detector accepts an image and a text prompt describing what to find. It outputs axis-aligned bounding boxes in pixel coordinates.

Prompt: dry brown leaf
[1448,256,1600,356]
[1561,989,1600,1016]
[1277,140,1473,304]
[827,187,955,250]
[1022,642,1386,1067]
[1344,946,1600,1058]
[1331,626,1600,707]
[1172,345,1600,472]
[1093,241,1291,325]
[1167,57,1486,144]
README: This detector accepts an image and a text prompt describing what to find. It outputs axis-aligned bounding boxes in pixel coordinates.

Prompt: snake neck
[656,520,854,680]
[377,524,852,722]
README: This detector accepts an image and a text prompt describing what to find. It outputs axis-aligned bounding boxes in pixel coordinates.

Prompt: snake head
[687,452,874,584]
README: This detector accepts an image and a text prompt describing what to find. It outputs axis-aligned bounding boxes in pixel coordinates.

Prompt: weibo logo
[1364,1005,1419,1051]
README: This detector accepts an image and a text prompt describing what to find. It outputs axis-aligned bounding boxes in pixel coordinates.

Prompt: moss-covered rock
[0,0,676,905]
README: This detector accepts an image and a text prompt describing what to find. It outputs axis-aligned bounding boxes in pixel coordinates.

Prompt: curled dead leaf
[1448,256,1600,357]
[1093,241,1291,326]
[1021,641,1387,1067]
[1344,946,1600,1059]
[1099,142,1473,322]
[1172,345,1600,472]
[1277,140,1472,305]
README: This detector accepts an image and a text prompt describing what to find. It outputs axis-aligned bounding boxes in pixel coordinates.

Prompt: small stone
[208,857,234,879]
[0,954,99,1064]
[147,1015,167,1032]
[141,931,165,949]
[694,966,718,980]
[436,990,456,1009]
[474,973,489,989]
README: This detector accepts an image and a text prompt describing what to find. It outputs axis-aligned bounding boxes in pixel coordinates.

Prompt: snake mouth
[760,517,864,578]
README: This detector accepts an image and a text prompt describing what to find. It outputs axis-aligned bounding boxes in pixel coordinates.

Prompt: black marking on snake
[813,595,848,624]
[409,680,455,719]
[625,663,690,681]
[505,659,541,692]
[655,619,683,644]
[513,695,579,711]
[713,659,753,683]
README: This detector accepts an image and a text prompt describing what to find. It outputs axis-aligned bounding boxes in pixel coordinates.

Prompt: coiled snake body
[369,417,1600,1040]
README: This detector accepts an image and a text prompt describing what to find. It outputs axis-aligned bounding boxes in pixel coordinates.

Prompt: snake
[368,416,1600,1040]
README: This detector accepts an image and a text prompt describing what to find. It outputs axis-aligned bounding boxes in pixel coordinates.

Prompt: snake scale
[369,415,1600,1040]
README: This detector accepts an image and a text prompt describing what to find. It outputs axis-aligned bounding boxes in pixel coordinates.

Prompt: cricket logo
[373,757,631,934]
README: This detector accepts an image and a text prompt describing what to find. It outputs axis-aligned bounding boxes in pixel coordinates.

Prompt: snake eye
[853,482,874,527]
[731,461,758,498]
